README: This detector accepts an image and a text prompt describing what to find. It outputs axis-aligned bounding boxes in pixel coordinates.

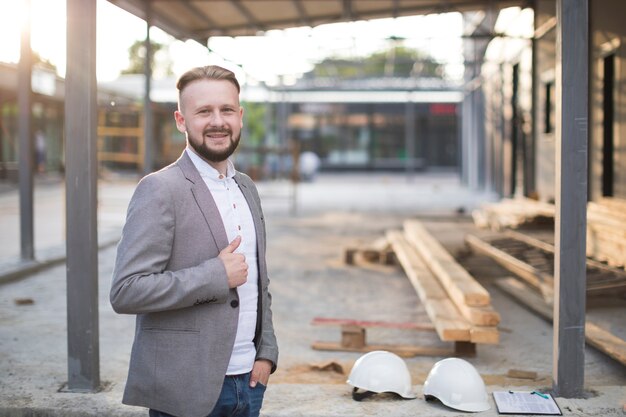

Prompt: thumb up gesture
[218,236,248,288]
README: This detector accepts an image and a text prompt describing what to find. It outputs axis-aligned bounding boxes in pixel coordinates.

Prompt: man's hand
[218,236,248,288]
[250,359,272,387]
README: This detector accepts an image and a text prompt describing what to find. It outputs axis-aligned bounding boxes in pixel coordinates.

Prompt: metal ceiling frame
[107,0,530,42]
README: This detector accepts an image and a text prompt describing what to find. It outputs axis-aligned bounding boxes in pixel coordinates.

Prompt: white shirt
[186,148,258,375]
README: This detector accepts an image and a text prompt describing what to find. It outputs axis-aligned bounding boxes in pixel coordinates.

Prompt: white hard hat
[423,358,490,412]
[347,350,417,401]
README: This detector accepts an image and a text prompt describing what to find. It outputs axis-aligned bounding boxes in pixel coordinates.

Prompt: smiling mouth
[204,130,230,139]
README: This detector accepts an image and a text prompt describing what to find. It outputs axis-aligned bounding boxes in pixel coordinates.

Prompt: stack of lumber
[386,220,500,347]
[472,197,555,231]
[587,197,626,269]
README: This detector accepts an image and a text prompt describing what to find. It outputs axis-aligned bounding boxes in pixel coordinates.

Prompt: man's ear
[174,110,186,133]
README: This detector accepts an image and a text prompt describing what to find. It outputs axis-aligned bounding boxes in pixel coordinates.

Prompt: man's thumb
[221,236,241,254]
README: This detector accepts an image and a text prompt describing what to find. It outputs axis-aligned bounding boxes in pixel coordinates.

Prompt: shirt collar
[185,147,236,180]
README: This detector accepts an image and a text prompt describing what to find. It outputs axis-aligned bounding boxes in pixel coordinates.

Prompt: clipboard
[492,391,562,415]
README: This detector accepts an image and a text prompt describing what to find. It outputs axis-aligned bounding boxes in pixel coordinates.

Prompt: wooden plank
[507,369,538,380]
[424,299,471,342]
[587,233,626,268]
[386,230,448,301]
[494,277,552,318]
[495,277,626,367]
[343,248,357,265]
[387,230,473,339]
[587,216,626,237]
[596,197,626,213]
[585,323,626,366]
[504,230,555,253]
[470,326,500,344]
[457,300,501,327]
[474,198,555,230]
[341,325,365,348]
[311,341,454,358]
[465,234,554,303]
[403,220,491,307]
[588,202,626,225]
[311,317,435,331]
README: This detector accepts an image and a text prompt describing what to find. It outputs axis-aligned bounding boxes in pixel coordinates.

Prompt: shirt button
[230,299,239,308]
[219,174,224,179]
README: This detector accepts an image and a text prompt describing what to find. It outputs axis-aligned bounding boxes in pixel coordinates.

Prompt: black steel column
[18,0,34,261]
[553,0,588,398]
[65,0,100,392]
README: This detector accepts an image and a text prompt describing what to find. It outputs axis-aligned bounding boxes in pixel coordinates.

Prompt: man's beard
[188,129,240,163]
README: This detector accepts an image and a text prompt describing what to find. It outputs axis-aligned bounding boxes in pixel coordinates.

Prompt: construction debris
[14,298,34,305]
[309,361,345,375]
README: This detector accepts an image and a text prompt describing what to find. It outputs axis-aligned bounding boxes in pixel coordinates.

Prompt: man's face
[174,79,243,163]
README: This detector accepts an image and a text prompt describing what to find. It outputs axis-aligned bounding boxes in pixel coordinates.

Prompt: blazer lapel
[234,173,266,271]
[176,151,229,250]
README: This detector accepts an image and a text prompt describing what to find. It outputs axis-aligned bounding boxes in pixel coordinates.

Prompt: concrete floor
[0,172,624,416]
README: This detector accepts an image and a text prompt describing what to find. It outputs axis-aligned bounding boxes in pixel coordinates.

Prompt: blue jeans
[149,373,266,417]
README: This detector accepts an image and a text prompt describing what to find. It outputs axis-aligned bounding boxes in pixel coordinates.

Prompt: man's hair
[176,65,241,95]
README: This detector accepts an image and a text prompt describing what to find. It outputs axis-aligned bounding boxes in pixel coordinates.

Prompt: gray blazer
[110,151,278,417]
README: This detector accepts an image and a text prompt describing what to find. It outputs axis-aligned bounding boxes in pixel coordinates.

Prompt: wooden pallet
[310,317,476,357]
[343,236,395,265]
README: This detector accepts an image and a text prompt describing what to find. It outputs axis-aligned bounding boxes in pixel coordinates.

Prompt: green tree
[32,51,57,73]
[310,45,444,80]
[121,39,173,76]
[242,101,267,148]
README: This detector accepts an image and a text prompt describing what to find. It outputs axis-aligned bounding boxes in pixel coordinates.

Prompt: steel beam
[553,0,588,398]
[404,100,416,176]
[65,0,100,392]
[143,0,154,175]
[18,0,34,261]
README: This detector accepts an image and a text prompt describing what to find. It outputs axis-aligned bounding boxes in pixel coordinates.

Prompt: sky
[0,0,474,87]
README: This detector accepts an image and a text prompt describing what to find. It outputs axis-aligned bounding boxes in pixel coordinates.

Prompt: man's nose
[208,110,224,126]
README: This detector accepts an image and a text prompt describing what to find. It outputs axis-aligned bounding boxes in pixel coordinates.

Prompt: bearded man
[110,65,278,417]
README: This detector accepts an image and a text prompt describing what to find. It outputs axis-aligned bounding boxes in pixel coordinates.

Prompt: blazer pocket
[135,328,204,406]
[141,327,200,334]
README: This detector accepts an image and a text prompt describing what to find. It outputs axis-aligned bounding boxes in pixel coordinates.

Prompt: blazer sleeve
[110,173,230,314]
